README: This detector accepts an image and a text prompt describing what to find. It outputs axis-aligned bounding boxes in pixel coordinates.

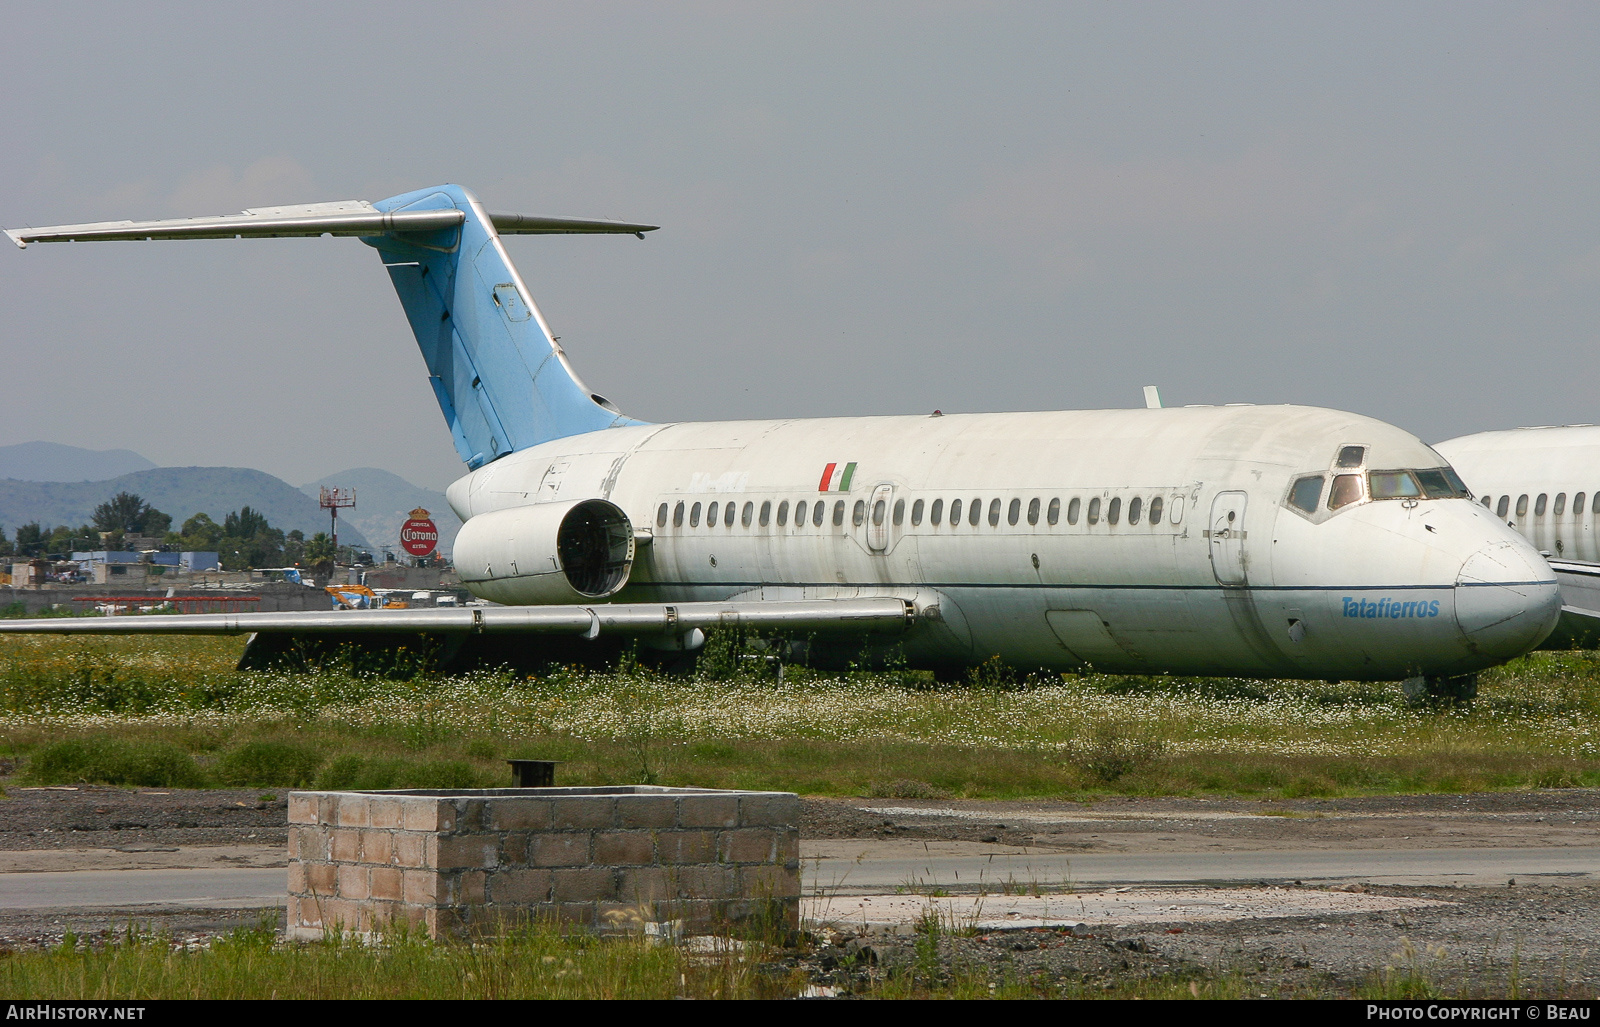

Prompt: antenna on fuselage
[1143,386,1163,409]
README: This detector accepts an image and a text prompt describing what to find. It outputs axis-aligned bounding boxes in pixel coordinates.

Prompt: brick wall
[286,786,800,940]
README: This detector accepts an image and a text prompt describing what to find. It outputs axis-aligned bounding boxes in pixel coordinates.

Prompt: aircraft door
[1208,491,1248,586]
[867,483,895,551]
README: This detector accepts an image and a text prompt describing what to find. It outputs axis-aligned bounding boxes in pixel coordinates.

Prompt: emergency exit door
[1208,491,1248,585]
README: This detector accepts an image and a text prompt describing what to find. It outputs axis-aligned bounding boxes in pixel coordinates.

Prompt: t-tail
[6,184,656,468]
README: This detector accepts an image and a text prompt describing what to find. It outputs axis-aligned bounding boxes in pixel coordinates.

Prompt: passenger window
[893,499,905,525]
[930,498,943,525]
[1027,498,1040,525]
[1066,498,1079,525]
[794,500,807,526]
[1592,491,1599,515]
[690,502,702,527]
[872,500,885,526]
[707,501,719,526]
[674,501,685,527]
[1087,498,1101,524]
[949,499,962,524]
[970,499,982,526]
[833,500,845,526]
[1328,474,1363,510]
[988,498,1001,526]
[1008,498,1021,526]
[852,500,865,527]
[1288,475,1324,514]
[657,503,668,528]
[1150,496,1164,524]
[1129,497,1142,525]
[1577,493,1588,517]
[1337,446,1366,468]
[1170,496,1184,524]
[1516,495,1529,518]
[1496,496,1510,518]
[743,501,755,527]
[1555,493,1567,517]
[777,500,789,527]
[725,503,736,527]
[813,501,826,527]
[1107,497,1121,525]
[1481,496,1492,508]
[1535,494,1548,517]
[1047,497,1060,525]
[911,499,924,525]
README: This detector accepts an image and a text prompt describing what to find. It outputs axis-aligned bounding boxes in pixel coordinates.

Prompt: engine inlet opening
[557,500,633,597]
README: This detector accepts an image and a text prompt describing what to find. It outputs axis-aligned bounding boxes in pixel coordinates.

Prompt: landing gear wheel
[1402,673,1478,703]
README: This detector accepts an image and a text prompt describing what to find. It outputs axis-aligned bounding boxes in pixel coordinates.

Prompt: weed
[1065,719,1165,783]
[867,779,950,800]
[213,740,323,787]
[25,736,206,788]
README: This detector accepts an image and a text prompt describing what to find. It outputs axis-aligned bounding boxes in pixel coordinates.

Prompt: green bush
[214,740,324,787]
[26,737,207,788]
[315,755,486,791]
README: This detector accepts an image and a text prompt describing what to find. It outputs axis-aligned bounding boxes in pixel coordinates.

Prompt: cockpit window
[1337,446,1366,468]
[1329,474,1364,510]
[1414,469,1454,499]
[1441,466,1471,497]
[1288,475,1324,514]
[1368,470,1423,500]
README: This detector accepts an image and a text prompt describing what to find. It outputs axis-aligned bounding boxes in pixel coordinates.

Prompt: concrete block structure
[285,785,800,940]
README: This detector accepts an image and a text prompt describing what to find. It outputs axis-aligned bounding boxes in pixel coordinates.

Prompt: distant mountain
[300,468,459,558]
[0,442,156,482]
[0,467,369,547]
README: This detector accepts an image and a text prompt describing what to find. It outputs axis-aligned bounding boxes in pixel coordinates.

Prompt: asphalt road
[0,867,287,909]
[2,844,1597,909]
[801,841,1600,894]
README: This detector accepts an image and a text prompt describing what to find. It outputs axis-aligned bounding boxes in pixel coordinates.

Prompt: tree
[179,513,224,551]
[13,523,44,558]
[92,492,170,535]
[223,507,270,538]
[303,532,335,574]
[0,527,10,558]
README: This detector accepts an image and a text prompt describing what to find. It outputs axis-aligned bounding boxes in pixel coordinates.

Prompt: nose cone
[1455,541,1561,658]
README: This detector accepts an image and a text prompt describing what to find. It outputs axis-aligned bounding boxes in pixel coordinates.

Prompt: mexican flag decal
[818,462,857,492]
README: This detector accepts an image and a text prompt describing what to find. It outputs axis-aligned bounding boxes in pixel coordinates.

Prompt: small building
[72,550,221,581]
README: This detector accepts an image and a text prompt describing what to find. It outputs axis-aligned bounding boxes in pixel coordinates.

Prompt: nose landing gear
[1401,673,1479,704]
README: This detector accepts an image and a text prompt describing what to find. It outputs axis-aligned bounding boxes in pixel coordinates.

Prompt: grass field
[2,632,1598,797]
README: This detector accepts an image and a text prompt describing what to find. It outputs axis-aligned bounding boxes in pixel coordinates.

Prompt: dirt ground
[2,783,1598,996]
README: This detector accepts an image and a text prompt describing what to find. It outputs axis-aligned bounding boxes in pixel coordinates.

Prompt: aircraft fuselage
[448,403,1559,680]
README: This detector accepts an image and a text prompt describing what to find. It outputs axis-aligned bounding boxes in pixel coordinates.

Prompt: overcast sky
[3,2,1597,490]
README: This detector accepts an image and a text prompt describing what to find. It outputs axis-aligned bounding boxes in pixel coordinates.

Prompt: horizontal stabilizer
[0,598,914,637]
[1543,559,1600,649]
[6,203,658,248]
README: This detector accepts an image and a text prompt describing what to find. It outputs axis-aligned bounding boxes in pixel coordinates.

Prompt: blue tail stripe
[364,184,645,468]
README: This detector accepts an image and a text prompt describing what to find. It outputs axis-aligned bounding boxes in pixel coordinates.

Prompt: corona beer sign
[400,507,439,558]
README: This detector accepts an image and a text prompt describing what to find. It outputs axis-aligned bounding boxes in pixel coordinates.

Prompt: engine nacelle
[454,499,635,605]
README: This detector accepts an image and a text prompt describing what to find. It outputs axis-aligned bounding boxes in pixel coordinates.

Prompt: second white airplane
[1,184,1562,697]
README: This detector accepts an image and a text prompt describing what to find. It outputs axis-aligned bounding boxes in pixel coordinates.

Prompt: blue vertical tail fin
[5,183,654,469]
[366,185,650,468]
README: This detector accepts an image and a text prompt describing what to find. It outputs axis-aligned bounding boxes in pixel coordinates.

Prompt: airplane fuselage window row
[653,493,1185,532]
[1485,492,1600,520]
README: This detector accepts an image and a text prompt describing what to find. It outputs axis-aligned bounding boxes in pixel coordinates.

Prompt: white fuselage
[448,404,1560,680]
[1436,425,1600,563]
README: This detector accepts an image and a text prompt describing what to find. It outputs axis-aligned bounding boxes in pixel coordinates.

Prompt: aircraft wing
[5,202,658,247]
[1543,559,1600,649]
[0,598,913,638]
